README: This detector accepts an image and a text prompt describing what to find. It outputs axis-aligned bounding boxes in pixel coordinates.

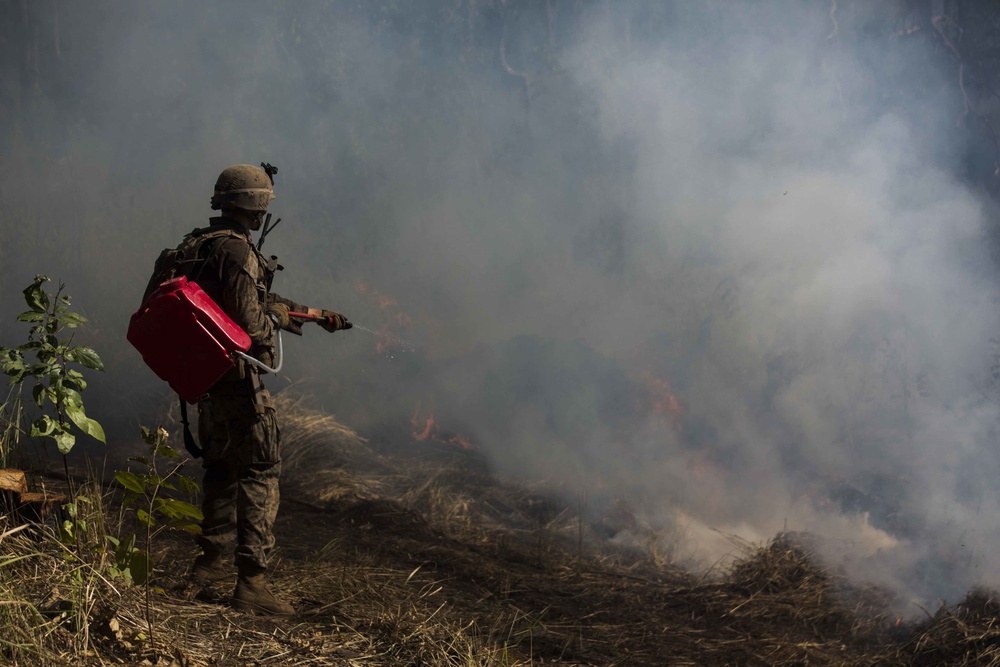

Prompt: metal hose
[234,330,283,374]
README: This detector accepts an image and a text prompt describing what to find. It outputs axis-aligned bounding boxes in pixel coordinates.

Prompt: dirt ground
[9,396,1000,666]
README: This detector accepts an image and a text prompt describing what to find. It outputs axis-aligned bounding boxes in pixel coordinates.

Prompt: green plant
[114,425,202,647]
[0,274,105,470]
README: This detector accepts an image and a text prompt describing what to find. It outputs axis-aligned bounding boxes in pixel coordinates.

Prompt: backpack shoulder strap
[178,226,247,282]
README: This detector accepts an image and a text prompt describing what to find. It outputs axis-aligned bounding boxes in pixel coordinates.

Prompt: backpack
[141,226,245,306]
[135,225,250,458]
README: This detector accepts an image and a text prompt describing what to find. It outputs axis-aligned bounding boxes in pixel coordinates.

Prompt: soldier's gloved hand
[267,303,290,329]
[318,309,352,332]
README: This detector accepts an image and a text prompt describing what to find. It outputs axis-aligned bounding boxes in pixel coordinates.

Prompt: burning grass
[3,393,1000,665]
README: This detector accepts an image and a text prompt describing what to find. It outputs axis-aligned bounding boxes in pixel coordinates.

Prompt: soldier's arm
[217,239,275,348]
[266,293,308,316]
[266,293,335,328]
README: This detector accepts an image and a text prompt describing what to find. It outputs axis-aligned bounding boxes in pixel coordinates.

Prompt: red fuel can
[127,276,252,403]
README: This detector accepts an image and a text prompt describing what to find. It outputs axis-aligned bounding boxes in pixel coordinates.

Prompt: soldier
[143,164,350,615]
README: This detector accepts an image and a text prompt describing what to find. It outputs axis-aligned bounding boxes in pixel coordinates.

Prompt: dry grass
[3,393,1000,665]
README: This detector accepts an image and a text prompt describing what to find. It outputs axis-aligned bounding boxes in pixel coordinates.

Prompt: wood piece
[17,491,68,523]
[0,469,28,494]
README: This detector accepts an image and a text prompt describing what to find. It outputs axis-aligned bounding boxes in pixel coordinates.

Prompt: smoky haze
[2,1,999,609]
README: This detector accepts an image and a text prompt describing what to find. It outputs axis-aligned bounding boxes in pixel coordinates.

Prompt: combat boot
[232,571,295,616]
[190,552,229,585]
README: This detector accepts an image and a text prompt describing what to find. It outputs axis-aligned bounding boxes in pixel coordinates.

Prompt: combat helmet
[210,164,276,212]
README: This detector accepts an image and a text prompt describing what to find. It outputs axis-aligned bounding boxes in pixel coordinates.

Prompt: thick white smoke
[542,4,1000,606]
[1,0,997,610]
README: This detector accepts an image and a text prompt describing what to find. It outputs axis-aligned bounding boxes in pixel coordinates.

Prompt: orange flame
[357,279,411,322]
[410,402,474,450]
[410,401,433,440]
[641,371,683,427]
[357,279,415,352]
[445,435,473,450]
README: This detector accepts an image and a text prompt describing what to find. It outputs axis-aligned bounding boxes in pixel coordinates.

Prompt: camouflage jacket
[142,217,306,379]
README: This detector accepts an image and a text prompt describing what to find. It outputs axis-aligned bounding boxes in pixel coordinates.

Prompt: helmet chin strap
[248,210,266,231]
[221,207,266,231]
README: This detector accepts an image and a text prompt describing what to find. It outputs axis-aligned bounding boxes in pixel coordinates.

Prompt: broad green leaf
[166,500,203,520]
[60,387,83,408]
[168,520,202,534]
[23,277,50,313]
[65,403,106,443]
[114,471,144,494]
[128,456,150,466]
[136,509,155,527]
[153,497,193,520]
[30,415,56,437]
[32,384,45,407]
[53,430,76,455]
[177,477,200,495]
[62,374,87,391]
[139,426,154,445]
[67,346,104,372]
[16,311,44,323]
[155,445,180,459]
[109,565,132,585]
[129,552,149,586]
[60,520,75,543]
[151,497,175,518]
[148,478,176,492]
[3,357,24,374]
[105,535,120,548]
[59,312,87,328]
[115,534,137,570]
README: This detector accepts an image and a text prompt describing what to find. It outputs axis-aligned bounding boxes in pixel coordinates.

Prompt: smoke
[2,0,999,609]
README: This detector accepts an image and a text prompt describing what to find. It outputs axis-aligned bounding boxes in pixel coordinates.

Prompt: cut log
[0,468,29,516]
[0,469,28,494]
[17,491,68,523]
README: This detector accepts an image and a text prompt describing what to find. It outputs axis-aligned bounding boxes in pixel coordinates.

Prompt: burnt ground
[9,395,1000,666]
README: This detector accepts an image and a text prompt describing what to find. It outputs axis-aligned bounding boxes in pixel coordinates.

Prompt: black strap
[189,228,240,284]
[178,397,204,458]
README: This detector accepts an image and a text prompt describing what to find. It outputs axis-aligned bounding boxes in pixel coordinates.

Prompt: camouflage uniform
[145,217,306,573]
[139,164,352,615]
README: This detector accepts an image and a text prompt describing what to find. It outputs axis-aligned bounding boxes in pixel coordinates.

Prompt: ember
[410,401,474,450]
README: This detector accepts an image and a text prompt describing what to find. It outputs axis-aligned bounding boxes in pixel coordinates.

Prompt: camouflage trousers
[195,372,280,572]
